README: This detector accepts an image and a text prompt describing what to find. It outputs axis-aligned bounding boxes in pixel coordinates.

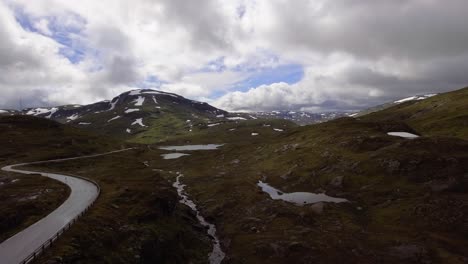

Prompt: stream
[173,173,225,264]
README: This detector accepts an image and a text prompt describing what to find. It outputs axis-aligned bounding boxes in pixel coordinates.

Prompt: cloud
[0,0,468,112]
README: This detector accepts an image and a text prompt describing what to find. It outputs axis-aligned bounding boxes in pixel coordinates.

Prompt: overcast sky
[1,0,468,112]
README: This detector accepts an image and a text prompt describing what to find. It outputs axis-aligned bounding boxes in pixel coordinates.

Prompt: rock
[310,202,324,214]
[430,178,457,192]
[288,242,305,252]
[330,176,344,188]
[280,165,298,180]
[45,256,63,264]
[380,159,400,173]
[388,244,428,261]
[243,217,262,222]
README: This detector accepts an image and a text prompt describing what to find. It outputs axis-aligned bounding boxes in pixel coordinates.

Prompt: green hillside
[150,86,468,263]
[362,87,468,139]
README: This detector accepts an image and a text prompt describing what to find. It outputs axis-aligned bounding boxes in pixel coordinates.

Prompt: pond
[258,181,348,205]
[161,153,190,159]
[159,144,224,151]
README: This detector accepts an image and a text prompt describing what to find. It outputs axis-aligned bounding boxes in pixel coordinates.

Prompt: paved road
[0,149,133,264]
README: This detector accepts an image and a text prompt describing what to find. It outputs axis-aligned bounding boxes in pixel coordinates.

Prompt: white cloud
[33,18,52,36]
[0,0,468,111]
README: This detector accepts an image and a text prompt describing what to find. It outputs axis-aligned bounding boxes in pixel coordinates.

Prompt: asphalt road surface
[0,149,132,264]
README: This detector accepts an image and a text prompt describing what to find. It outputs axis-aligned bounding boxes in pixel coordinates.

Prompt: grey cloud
[157,0,230,51]
[267,0,468,60]
[107,56,139,84]
[2,0,468,113]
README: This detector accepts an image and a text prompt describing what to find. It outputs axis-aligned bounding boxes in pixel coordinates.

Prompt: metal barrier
[3,148,134,264]
[19,175,101,264]
[19,176,101,264]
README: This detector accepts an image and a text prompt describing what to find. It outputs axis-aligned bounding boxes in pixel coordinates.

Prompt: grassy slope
[150,87,468,263]
[0,172,69,243]
[362,86,468,139]
[0,115,119,163]
[0,115,112,242]
[29,150,210,264]
[0,116,211,263]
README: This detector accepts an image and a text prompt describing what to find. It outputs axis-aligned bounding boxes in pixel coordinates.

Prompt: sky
[1,0,468,112]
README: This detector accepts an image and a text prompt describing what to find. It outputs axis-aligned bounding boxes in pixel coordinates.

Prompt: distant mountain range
[0,90,442,142]
[248,111,353,125]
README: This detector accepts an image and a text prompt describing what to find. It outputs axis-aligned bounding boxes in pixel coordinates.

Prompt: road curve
[0,149,133,264]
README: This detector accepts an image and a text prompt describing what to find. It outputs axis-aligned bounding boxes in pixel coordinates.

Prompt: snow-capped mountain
[13,89,232,142]
[2,91,440,140]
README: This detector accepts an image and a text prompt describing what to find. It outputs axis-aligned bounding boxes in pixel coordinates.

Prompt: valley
[0,87,467,263]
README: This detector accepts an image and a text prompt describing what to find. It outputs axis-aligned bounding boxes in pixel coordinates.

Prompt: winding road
[0,149,132,264]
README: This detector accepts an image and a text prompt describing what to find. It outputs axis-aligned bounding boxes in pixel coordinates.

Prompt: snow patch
[108,97,119,110]
[26,108,53,116]
[67,114,80,121]
[251,133,259,136]
[107,116,121,122]
[129,89,142,96]
[133,96,145,106]
[126,128,131,133]
[394,94,437,104]
[142,90,179,98]
[227,117,246,120]
[387,132,419,139]
[208,123,221,127]
[273,128,284,132]
[125,108,140,113]
[131,118,147,127]
[79,122,91,125]
[45,108,58,118]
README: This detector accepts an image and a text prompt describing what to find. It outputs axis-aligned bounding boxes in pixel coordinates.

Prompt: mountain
[15,89,246,143]
[248,110,353,125]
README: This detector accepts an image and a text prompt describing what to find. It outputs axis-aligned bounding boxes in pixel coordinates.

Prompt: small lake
[258,181,348,205]
[161,153,190,159]
[159,144,224,151]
